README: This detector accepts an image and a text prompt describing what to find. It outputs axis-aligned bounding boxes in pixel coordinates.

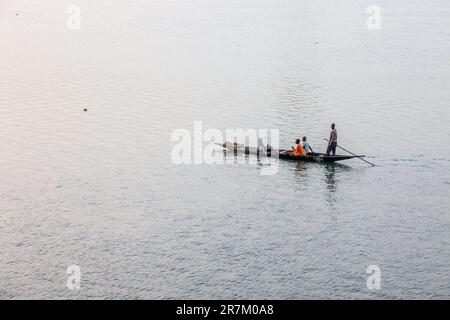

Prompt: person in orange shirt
[292,138,307,156]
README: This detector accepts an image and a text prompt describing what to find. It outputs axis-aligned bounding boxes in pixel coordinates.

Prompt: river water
[1,0,450,299]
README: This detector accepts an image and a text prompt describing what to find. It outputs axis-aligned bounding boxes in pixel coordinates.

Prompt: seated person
[293,138,307,156]
[302,136,313,154]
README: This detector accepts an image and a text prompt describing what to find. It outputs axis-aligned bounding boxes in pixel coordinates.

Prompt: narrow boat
[278,152,361,163]
[217,142,365,163]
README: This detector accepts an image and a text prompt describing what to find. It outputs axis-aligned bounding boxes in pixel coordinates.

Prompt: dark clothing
[326,142,337,156]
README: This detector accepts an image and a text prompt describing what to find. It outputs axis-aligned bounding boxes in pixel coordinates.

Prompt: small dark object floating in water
[83,108,87,112]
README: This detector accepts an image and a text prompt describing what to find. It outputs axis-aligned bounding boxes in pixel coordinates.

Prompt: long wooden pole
[323,138,376,167]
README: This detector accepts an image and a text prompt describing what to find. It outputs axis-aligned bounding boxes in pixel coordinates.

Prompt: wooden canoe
[217,142,365,163]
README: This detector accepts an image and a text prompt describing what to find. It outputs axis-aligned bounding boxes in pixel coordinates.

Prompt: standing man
[326,123,337,156]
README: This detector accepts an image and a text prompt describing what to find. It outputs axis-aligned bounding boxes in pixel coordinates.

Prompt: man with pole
[322,124,376,166]
[325,123,338,156]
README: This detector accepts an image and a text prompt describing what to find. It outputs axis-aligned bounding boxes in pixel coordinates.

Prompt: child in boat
[293,139,307,156]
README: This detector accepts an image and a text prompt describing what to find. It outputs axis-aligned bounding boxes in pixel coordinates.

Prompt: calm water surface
[1,0,450,299]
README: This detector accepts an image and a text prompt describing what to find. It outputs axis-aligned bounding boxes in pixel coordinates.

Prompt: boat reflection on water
[294,161,308,173]
[289,160,355,210]
[321,163,355,210]
[324,164,338,193]
[220,149,355,206]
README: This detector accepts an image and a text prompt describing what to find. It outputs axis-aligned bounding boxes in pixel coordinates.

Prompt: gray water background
[1,0,450,299]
